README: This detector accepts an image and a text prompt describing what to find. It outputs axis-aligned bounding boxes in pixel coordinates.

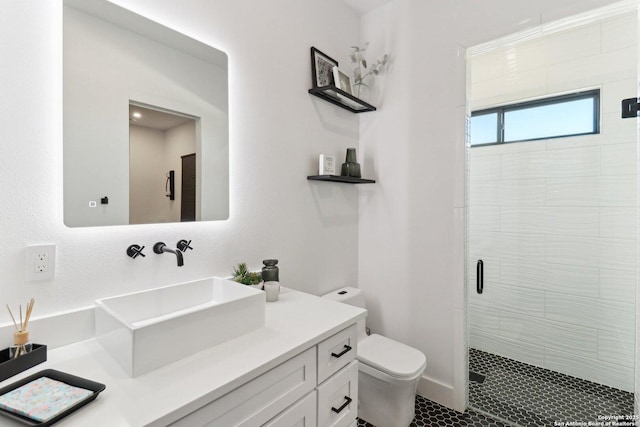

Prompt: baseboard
[417,374,465,412]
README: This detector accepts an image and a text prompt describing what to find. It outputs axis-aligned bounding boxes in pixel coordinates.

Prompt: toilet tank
[322,287,367,340]
[322,287,365,309]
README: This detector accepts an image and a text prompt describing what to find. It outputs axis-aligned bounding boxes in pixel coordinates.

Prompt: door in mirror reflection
[129,104,197,224]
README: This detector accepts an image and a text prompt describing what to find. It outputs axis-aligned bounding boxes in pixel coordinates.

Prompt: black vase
[262,259,279,282]
[340,148,361,178]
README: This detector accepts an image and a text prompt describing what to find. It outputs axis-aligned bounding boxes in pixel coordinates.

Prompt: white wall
[468,12,637,392]
[0,0,361,344]
[358,0,628,411]
[129,125,168,224]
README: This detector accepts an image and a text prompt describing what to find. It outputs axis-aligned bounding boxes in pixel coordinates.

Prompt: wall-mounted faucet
[153,242,184,267]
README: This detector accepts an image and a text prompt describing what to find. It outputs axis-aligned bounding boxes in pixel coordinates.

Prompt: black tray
[0,369,106,426]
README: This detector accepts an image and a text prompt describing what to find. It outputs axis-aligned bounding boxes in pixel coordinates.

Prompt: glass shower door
[466,5,638,426]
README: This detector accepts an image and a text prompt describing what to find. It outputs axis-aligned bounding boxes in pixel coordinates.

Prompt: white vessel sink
[94,277,265,377]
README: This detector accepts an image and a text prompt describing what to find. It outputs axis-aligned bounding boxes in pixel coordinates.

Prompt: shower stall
[466,3,637,426]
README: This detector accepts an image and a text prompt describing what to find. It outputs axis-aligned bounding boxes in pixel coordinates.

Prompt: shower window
[470,89,600,146]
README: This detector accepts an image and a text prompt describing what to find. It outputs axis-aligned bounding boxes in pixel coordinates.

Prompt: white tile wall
[599,267,637,302]
[601,143,638,176]
[601,112,638,145]
[500,207,599,237]
[544,293,635,335]
[599,207,636,240]
[469,283,546,317]
[544,146,601,178]
[468,12,637,392]
[601,12,637,53]
[546,175,637,207]
[499,150,547,180]
[498,178,547,206]
[598,331,635,368]
[469,231,546,262]
[469,329,545,367]
[500,259,599,298]
[547,46,637,93]
[499,311,599,359]
[468,306,501,336]
[537,25,602,65]
[545,235,636,272]
[544,349,634,392]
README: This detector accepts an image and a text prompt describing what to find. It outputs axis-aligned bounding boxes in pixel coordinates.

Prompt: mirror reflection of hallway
[129,104,197,224]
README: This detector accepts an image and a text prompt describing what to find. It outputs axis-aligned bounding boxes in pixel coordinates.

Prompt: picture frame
[310,47,338,88]
[332,66,352,95]
[318,154,336,175]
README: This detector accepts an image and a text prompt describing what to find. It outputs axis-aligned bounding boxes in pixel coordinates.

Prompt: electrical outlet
[35,251,48,273]
[26,244,56,281]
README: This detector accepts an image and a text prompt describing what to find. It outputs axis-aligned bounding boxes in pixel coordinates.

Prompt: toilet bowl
[323,287,427,427]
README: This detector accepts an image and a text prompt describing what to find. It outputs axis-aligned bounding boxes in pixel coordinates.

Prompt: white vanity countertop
[0,287,366,427]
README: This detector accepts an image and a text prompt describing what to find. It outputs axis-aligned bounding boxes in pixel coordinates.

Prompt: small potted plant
[232,262,263,290]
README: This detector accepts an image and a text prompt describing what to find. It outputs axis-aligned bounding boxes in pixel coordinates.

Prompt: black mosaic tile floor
[357,394,512,427]
[469,348,635,427]
[356,350,635,427]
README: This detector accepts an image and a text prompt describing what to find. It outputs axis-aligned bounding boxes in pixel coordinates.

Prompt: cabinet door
[317,361,359,427]
[170,348,316,427]
[263,391,317,427]
[317,324,357,383]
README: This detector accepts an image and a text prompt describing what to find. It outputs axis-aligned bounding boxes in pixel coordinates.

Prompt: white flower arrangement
[349,42,390,99]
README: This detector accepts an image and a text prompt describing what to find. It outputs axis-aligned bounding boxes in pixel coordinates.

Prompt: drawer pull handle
[331,396,352,414]
[331,345,352,358]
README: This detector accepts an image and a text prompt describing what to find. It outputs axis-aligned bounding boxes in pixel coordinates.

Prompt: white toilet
[323,287,427,427]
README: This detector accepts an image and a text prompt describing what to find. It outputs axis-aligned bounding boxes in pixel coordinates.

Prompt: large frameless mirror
[63,0,229,227]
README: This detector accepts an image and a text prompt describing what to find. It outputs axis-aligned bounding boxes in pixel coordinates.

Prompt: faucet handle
[126,244,146,259]
[177,239,193,252]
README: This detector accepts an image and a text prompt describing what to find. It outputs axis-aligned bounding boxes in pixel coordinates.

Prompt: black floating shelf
[308,86,376,113]
[307,175,376,184]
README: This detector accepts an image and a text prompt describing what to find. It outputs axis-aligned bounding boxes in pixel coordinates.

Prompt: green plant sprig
[232,262,263,285]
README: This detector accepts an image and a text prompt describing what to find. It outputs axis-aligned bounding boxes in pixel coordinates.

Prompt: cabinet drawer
[170,347,316,427]
[317,324,357,383]
[263,391,317,427]
[317,360,358,427]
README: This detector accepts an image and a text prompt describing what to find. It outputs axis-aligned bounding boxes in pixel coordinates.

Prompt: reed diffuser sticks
[6,299,35,359]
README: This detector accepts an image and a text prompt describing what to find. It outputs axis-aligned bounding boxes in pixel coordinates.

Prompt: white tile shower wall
[468,12,637,392]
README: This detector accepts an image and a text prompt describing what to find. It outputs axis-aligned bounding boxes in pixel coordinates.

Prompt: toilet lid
[357,334,427,379]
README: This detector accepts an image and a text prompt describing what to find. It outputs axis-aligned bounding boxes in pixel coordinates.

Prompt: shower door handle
[476,260,484,294]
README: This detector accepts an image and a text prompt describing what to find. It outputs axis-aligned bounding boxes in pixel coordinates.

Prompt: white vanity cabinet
[315,324,359,427]
[169,324,359,427]
[169,348,316,426]
[316,361,358,427]
[263,391,317,427]
[1,288,368,427]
